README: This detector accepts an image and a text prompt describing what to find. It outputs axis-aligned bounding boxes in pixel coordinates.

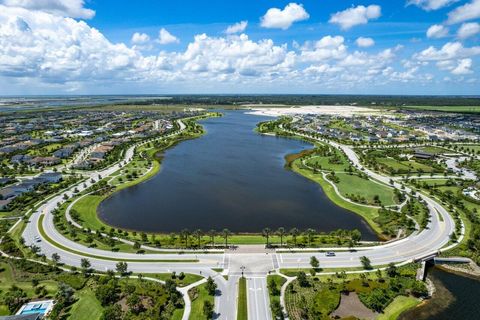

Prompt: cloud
[131,32,150,44]
[447,0,480,24]
[0,0,94,18]
[451,58,473,74]
[300,36,347,62]
[260,3,309,30]
[225,21,248,34]
[407,0,458,11]
[0,4,475,93]
[426,24,449,38]
[329,5,381,30]
[356,37,375,47]
[157,28,179,45]
[437,58,473,74]
[457,22,480,39]
[414,41,480,61]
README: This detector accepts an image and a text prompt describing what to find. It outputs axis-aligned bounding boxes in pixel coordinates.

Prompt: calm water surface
[401,267,480,320]
[98,111,376,239]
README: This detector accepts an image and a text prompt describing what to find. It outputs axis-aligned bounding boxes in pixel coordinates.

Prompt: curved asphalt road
[20,120,458,320]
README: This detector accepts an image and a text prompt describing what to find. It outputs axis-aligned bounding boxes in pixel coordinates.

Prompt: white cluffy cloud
[447,0,480,24]
[0,4,476,93]
[329,5,381,30]
[260,3,309,30]
[437,58,473,74]
[131,32,150,44]
[457,22,480,39]
[157,28,179,45]
[426,24,449,38]
[225,21,248,34]
[355,37,375,47]
[0,0,94,18]
[407,0,458,11]
[415,42,480,61]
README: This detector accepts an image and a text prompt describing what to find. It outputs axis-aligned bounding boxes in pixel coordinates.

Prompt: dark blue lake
[98,111,376,239]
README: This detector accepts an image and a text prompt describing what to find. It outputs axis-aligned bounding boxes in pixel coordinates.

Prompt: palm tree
[276,227,286,247]
[193,229,203,248]
[180,229,191,248]
[290,228,299,247]
[262,228,272,247]
[305,228,316,246]
[222,229,231,248]
[208,229,217,247]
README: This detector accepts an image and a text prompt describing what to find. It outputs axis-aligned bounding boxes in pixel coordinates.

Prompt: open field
[335,173,398,206]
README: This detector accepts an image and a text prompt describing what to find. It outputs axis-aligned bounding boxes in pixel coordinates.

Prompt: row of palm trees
[175,227,358,248]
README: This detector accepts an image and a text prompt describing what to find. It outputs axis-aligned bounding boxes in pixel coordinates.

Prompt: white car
[325,252,335,257]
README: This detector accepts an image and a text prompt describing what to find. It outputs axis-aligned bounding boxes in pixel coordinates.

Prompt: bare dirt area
[331,292,378,320]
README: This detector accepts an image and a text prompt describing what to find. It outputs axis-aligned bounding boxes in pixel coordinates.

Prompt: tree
[222,228,231,248]
[271,300,284,319]
[208,229,216,247]
[193,229,203,247]
[290,228,299,246]
[276,227,286,247]
[351,229,362,244]
[305,228,316,246]
[360,256,372,270]
[115,261,128,275]
[205,276,217,296]
[262,227,272,247]
[268,277,279,296]
[127,293,142,314]
[3,285,26,312]
[310,256,319,269]
[80,258,91,272]
[203,300,214,319]
[386,263,397,278]
[180,229,191,248]
[297,271,308,287]
[51,253,60,264]
[101,304,123,320]
[133,241,141,250]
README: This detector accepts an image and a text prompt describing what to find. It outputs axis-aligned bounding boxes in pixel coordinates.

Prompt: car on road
[325,251,335,257]
[34,236,41,243]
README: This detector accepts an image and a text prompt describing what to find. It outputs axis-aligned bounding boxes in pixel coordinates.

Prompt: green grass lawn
[292,160,382,236]
[188,282,214,320]
[305,152,351,172]
[68,289,103,320]
[71,195,105,230]
[237,277,247,320]
[377,295,420,320]
[145,273,203,287]
[335,173,398,206]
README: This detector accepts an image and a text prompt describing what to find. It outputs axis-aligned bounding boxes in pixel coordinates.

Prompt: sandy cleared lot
[245,105,380,117]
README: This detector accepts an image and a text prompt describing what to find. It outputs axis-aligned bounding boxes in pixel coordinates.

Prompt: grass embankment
[188,283,214,320]
[38,215,198,263]
[377,295,420,320]
[291,160,382,235]
[68,289,103,320]
[237,277,248,320]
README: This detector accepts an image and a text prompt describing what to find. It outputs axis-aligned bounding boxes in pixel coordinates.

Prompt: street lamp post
[240,265,246,278]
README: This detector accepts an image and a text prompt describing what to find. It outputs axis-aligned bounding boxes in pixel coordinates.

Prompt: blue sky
[0,0,479,95]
